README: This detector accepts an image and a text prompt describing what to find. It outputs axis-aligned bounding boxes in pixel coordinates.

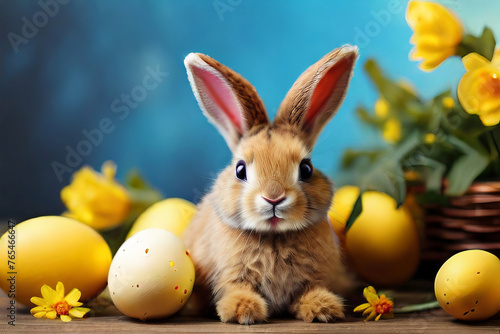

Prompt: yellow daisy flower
[30,282,91,322]
[354,286,394,321]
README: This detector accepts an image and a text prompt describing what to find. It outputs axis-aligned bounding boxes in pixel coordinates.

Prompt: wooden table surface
[1,288,499,333]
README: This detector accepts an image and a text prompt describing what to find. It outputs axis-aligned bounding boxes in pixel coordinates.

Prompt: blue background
[1,0,499,221]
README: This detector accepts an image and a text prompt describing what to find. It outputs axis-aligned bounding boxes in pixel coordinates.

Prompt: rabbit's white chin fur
[238,217,311,233]
[238,192,310,232]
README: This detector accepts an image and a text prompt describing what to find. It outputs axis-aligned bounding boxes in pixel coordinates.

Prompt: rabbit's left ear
[274,45,359,148]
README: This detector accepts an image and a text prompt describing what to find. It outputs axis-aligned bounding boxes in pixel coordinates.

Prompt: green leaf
[416,191,449,207]
[457,27,496,60]
[427,90,452,131]
[357,131,422,206]
[364,59,419,108]
[442,102,492,137]
[393,300,441,314]
[407,156,446,192]
[402,100,431,125]
[125,169,164,221]
[356,105,383,127]
[344,193,362,233]
[362,160,407,207]
[126,168,153,189]
[341,149,383,168]
[445,136,491,196]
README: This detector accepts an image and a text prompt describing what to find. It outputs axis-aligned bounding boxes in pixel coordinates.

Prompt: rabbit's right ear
[185,53,269,152]
[273,45,358,149]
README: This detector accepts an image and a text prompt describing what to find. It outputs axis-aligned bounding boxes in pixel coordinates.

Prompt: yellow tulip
[406,1,463,71]
[383,118,402,143]
[61,161,131,230]
[458,50,500,126]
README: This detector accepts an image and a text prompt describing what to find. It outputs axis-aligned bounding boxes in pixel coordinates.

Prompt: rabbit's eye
[235,160,247,181]
[299,159,313,181]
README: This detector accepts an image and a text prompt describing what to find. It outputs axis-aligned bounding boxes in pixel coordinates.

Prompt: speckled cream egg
[435,249,500,321]
[108,228,195,320]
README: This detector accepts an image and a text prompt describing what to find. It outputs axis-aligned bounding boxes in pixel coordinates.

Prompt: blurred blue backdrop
[1,0,499,221]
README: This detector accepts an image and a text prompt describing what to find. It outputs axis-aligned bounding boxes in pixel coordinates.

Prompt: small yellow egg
[328,186,420,286]
[0,216,111,306]
[127,198,196,239]
[435,250,500,321]
[108,228,195,320]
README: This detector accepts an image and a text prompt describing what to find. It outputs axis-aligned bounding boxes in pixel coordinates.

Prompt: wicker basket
[421,181,500,263]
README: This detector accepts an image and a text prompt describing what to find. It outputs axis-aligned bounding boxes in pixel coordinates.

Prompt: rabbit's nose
[262,195,286,206]
[262,179,286,206]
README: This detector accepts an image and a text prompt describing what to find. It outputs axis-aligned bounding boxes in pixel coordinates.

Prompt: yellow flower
[354,286,394,321]
[442,96,455,109]
[30,282,91,322]
[424,133,436,144]
[382,118,402,143]
[375,97,390,119]
[406,1,463,71]
[61,161,131,230]
[457,50,500,126]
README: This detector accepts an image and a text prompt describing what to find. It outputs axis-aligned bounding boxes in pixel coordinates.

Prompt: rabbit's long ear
[274,45,358,149]
[185,53,269,152]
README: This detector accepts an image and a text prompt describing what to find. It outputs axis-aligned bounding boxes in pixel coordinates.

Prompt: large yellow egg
[435,250,500,321]
[0,216,112,306]
[328,186,420,286]
[127,198,196,239]
[108,228,195,320]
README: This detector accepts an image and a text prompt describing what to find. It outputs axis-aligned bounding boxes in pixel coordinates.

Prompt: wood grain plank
[1,292,499,333]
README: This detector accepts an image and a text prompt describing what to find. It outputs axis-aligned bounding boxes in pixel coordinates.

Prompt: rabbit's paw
[216,287,268,325]
[291,286,345,323]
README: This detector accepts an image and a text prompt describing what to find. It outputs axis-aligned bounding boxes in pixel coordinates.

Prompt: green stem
[393,300,441,314]
[489,129,500,158]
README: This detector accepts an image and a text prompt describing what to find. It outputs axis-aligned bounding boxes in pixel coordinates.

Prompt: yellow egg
[0,216,112,306]
[328,185,361,245]
[127,198,196,239]
[328,186,420,286]
[108,229,195,320]
[435,250,500,321]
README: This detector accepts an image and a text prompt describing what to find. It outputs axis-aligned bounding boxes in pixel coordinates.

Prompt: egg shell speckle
[108,228,195,320]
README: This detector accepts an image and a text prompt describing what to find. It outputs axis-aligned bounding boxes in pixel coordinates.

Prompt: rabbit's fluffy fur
[183,45,358,324]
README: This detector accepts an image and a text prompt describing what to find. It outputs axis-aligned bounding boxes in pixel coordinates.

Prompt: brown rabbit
[182,45,358,324]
